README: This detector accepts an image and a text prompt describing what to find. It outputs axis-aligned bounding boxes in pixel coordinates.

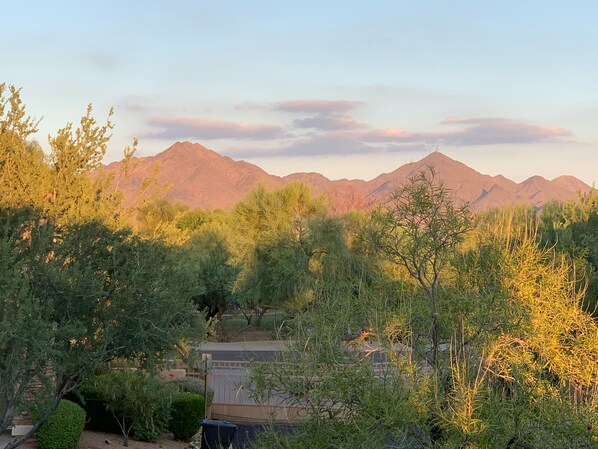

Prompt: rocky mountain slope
[101,141,590,211]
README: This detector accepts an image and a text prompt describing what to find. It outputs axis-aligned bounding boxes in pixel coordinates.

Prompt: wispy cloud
[271,117,572,158]
[80,51,119,70]
[145,116,285,140]
[275,99,363,114]
[282,134,374,156]
[364,117,572,146]
[143,111,572,158]
[118,95,151,113]
[275,133,424,157]
[439,117,572,144]
[293,115,368,131]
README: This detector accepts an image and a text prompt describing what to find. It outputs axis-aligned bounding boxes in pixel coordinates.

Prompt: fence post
[202,353,212,419]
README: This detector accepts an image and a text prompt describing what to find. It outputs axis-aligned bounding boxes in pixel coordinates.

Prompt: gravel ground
[1,430,189,449]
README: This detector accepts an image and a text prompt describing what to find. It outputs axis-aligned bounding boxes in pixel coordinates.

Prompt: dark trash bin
[199,419,238,449]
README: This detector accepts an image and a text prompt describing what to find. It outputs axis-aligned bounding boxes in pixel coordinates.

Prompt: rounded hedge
[169,393,205,441]
[36,400,86,449]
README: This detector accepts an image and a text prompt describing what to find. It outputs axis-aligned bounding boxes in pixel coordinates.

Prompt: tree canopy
[0,84,205,448]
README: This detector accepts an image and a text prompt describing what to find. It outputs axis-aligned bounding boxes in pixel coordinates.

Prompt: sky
[2,1,597,184]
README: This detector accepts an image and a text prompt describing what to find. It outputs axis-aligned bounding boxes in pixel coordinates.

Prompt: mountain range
[102,141,590,212]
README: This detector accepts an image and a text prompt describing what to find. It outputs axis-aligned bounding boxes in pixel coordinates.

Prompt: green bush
[92,371,175,444]
[72,383,121,434]
[175,376,205,394]
[36,400,86,449]
[174,377,213,404]
[169,393,205,441]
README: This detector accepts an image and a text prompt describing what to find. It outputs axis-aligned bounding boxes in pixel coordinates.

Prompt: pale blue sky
[2,1,597,184]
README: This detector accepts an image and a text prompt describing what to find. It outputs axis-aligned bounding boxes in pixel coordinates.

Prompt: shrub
[72,383,121,434]
[36,400,86,449]
[169,393,205,441]
[92,371,175,445]
[175,377,213,404]
[176,376,205,394]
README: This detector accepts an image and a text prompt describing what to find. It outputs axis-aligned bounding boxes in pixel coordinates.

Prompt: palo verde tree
[370,167,475,366]
[0,83,140,229]
[231,183,331,319]
[0,84,46,209]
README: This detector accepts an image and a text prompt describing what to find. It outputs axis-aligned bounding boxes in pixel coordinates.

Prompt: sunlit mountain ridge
[103,142,590,212]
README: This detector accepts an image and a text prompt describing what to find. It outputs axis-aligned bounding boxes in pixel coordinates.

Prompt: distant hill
[102,142,591,212]
[103,141,285,209]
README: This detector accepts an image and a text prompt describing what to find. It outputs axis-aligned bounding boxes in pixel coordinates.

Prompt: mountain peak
[162,141,219,159]
[419,150,455,164]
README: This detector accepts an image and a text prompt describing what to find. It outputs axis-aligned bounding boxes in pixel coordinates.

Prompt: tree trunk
[430,283,439,368]
[431,311,439,368]
[255,307,268,327]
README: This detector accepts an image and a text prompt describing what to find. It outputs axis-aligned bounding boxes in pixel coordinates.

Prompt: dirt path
[5,430,189,449]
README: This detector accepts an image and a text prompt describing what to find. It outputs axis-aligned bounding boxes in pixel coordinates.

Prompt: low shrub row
[71,372,206,443]
[37,375,207,448]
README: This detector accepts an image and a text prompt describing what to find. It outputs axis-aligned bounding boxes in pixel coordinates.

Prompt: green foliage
[0,83,42,209]
[188,227,239,321]
[137,199,189,240]
[0,84,206,447]
[232,183,362,317]
[92,372,175,445]
[169,393,205,441]
[540,189,598,313]
[73,383,122,434]
[35,400,86,449]
[250,274,434,449]
[176,208,229,233]
[0,208,204,445]
[174,377,208,395]
[371,167,475,366]
[250,181,598,448]
[0,212,57,436]
[0,84,133,227]
[223,311,286,331]
[490,237,598,390]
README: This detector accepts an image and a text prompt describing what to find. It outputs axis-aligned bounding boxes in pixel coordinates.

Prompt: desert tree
[370,167,475,366]
[231,184,332,319]
[0,85,205,448]
[0,211,205,449]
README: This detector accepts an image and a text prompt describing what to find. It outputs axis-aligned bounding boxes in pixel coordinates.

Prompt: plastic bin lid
[199,419,238,429]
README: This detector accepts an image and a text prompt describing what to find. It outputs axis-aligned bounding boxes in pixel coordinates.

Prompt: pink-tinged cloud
[275,99,363,114]
[364,117,573,146]
[293,115,368,131]
[365,128,416,140]
[145,116,285,140]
